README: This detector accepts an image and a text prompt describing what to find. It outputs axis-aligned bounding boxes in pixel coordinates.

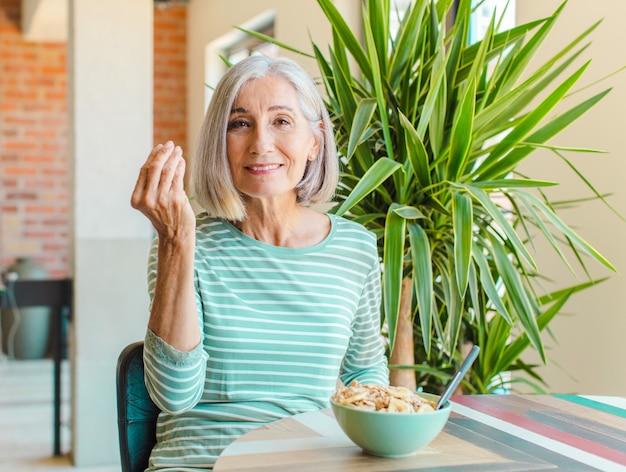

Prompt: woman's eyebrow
[268,105,295,113]
[230,105,296,114]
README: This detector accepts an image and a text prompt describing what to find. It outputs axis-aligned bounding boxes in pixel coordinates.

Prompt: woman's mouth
[247,164,281,172]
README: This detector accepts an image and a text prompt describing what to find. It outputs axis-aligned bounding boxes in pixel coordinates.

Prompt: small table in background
[0,278,72,457]
[213,394,626,471]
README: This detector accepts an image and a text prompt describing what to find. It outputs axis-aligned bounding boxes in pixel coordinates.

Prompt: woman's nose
[250,124,274,155]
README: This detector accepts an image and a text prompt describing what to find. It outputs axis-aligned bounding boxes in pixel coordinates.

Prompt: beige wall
[517,1,626,395]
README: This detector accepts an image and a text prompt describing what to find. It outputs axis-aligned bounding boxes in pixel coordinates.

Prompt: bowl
[330,391,451,457]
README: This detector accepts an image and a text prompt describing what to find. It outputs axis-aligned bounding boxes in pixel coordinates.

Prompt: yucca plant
[243,0,619,393]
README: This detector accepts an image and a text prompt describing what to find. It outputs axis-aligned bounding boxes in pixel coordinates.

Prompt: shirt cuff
[144,327,207,367]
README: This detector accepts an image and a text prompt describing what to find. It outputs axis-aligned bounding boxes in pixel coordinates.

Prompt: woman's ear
[309,121,324,161]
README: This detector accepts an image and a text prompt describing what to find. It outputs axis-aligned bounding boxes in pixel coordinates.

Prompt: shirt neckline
[220,214,336,255]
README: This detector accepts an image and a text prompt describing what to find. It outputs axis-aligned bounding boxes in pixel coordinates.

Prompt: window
[204,10,277,108]
[469,0,516,44]
[225,22,278,65]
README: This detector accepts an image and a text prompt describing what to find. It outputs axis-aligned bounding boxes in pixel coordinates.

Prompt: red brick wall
[0,2,187,279]
[0,0,69,278]
[154,5,187,149]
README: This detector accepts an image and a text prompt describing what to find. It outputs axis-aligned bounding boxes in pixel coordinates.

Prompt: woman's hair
[191,55,339,222]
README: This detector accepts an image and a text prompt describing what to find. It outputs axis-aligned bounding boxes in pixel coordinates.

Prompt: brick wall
[0,1,187,279]
[154,4,187,149]
[0,0,68,278]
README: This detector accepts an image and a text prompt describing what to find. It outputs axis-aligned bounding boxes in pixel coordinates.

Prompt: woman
[131,55,389,470]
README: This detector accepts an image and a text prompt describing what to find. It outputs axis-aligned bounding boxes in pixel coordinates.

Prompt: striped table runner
[214,394,626,471]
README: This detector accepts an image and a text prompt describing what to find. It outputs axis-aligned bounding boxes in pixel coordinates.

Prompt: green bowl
[330,392,451,457]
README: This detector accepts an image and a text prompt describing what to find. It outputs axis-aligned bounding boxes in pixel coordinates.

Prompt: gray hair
[191,55,339,222]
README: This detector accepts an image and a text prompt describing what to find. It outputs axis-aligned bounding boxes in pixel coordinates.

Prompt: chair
[116,341,160,472]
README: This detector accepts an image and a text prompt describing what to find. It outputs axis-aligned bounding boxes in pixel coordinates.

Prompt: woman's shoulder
[195,212,227,232]
[194,213,239,247]
[328,214,377,245]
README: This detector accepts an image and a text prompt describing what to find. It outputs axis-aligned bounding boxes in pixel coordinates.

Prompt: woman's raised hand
[131,141,196,241]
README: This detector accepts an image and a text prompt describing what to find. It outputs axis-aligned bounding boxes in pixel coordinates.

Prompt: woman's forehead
[233,75,299,111]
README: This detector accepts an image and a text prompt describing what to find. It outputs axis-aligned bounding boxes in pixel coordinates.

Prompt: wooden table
[213,394,626,471]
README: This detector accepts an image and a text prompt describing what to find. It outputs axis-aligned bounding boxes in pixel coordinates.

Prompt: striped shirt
[143,212,389,470]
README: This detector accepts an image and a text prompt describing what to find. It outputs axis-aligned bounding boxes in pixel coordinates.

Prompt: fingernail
[164,141,174,148]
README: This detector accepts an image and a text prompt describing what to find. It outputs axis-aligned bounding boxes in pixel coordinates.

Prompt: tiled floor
[0,355,119,472]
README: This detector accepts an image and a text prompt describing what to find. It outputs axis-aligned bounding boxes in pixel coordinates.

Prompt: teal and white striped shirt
[143,213,389,470]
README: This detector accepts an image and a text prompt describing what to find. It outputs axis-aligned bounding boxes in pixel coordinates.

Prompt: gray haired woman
[131,54,389,470]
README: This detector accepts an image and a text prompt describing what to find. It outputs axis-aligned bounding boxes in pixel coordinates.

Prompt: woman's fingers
[131,140,193,236]
[171,154,187,194]
[144,141,175,197]
[157,144,184,196]
[132,142,167,208]
[132,142,179,207]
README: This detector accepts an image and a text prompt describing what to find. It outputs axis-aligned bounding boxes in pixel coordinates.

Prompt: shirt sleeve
[142,235,209,415]
[339,255,390,387]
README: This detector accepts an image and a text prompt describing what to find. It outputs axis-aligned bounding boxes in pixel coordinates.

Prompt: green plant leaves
[335,158,401,216]
[452,192,472,297]
[408,223,433,353]
[383,203,407,349]
[462,184,535,268]
[518,191,616,272]
[277,0,618,393]
[475,62,591,181]
[317,0,372,81]
[447,78,476,181]
[346,98,378,161]
[399,112,431,188]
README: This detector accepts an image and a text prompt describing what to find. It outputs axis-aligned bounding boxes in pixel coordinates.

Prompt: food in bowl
[330,382,451,457]
[332,381,437,413]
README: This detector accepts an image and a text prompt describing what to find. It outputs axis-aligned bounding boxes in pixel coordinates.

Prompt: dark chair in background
[116,341,160,472]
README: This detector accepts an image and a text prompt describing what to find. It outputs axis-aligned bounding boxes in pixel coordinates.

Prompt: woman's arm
[131,141,207,413]
[340,258,390,387]
[131,141,200,351]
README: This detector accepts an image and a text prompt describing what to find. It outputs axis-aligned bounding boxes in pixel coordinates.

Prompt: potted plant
[244,0,618,393]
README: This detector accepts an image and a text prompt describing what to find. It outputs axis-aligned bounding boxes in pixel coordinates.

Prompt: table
[213,394,626,471]
[0,278,72,457]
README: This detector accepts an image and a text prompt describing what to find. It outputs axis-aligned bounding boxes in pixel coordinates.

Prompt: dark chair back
[116,341,160,472]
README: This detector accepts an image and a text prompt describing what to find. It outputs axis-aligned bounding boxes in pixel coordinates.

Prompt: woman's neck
[235,205,330,248]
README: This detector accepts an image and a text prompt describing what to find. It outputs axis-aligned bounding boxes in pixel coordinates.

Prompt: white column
[68,0,153,465]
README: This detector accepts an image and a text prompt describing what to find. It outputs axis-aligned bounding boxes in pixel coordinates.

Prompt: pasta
[332,381,436,413]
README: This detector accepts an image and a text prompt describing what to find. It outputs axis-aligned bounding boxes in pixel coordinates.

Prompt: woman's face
[226,74,320,206]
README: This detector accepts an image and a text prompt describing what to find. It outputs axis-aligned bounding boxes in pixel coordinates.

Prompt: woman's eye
[228,119,249,131]
[274,117,292,126]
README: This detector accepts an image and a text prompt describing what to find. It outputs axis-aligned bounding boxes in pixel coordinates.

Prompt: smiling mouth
[247,164,281,171]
